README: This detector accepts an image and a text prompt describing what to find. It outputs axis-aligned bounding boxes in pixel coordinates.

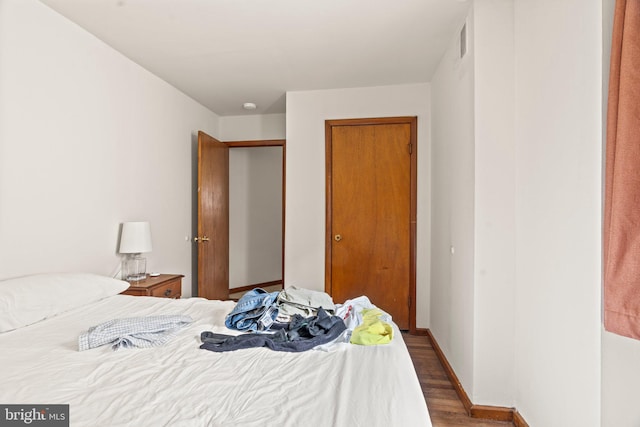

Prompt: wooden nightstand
[121,274,183,299]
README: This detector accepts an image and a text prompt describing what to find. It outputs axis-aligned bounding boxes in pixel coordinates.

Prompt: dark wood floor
[403,333,513,427]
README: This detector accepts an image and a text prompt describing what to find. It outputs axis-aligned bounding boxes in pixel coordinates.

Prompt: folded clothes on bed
[276,286,335,319]
[225,288,280,331]
[78,315,193,351]
[201,308,346,353]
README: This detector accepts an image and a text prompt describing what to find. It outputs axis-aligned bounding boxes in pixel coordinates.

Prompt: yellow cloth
[349,309,393,345]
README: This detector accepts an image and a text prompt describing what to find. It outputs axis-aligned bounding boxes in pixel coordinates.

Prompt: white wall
[430,0,517,404]
[472,0,516,406]
[602,332,640,426]
[286,84,431,328]
[513,0,602,425]
[219,114,285,289]
[218,113,286,142]
[430,8,477,396]
[0,0,219,297]
[430,0,602,421]
[600,0,640,425]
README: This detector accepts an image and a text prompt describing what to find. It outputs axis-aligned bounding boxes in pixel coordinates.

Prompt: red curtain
[604,0,640,339]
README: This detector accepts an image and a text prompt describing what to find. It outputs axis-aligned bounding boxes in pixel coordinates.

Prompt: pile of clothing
[200,286,394,353]
[223,286,336,332]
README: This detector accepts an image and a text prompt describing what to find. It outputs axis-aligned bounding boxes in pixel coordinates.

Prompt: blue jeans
[225,288,280,331]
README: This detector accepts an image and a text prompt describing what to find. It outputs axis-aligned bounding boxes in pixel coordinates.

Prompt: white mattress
[0,295,431,427]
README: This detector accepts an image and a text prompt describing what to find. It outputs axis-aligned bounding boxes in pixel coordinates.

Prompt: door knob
[194,236,210,243]
[334,234,342,242]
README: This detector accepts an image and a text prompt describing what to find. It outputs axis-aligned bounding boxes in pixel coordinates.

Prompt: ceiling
[39,0,470,116]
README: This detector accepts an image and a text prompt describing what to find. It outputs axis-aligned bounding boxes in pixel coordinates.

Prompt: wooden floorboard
[403,333,514,427]
[228,284,282,300]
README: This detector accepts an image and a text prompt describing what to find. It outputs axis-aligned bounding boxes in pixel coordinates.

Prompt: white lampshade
[119,222,152,254]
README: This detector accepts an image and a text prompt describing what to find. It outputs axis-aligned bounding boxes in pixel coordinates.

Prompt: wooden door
[197,131,229,300]
[326,117,416,330]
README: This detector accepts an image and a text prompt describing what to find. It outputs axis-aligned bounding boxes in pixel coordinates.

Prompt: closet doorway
[227,139,285,296]
[197,134,285,300]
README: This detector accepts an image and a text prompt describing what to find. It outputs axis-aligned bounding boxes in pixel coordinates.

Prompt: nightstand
[121,274,183,299]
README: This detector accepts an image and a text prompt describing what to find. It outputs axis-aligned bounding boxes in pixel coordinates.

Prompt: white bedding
[0,295,431,427]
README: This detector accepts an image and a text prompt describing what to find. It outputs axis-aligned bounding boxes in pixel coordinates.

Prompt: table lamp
[119,221,152,281]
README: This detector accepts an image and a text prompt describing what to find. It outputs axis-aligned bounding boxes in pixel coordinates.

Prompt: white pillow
[0,273,130,333]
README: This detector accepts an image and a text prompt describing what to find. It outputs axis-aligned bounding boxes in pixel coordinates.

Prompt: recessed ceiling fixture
[242,102,257,110]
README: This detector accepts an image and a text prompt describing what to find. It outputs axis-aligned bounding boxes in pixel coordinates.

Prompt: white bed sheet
[0,295,431,427]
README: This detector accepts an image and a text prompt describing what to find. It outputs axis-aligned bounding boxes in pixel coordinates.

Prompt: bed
[0,273,431,426]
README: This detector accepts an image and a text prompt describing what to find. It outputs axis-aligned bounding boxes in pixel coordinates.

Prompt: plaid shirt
[78,315,192,351]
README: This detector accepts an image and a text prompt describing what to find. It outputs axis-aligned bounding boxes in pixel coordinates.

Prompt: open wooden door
[325,117,417,331]
[197,131,229,300]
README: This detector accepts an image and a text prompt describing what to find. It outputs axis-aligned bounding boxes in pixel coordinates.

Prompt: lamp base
[122,254,147,282]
